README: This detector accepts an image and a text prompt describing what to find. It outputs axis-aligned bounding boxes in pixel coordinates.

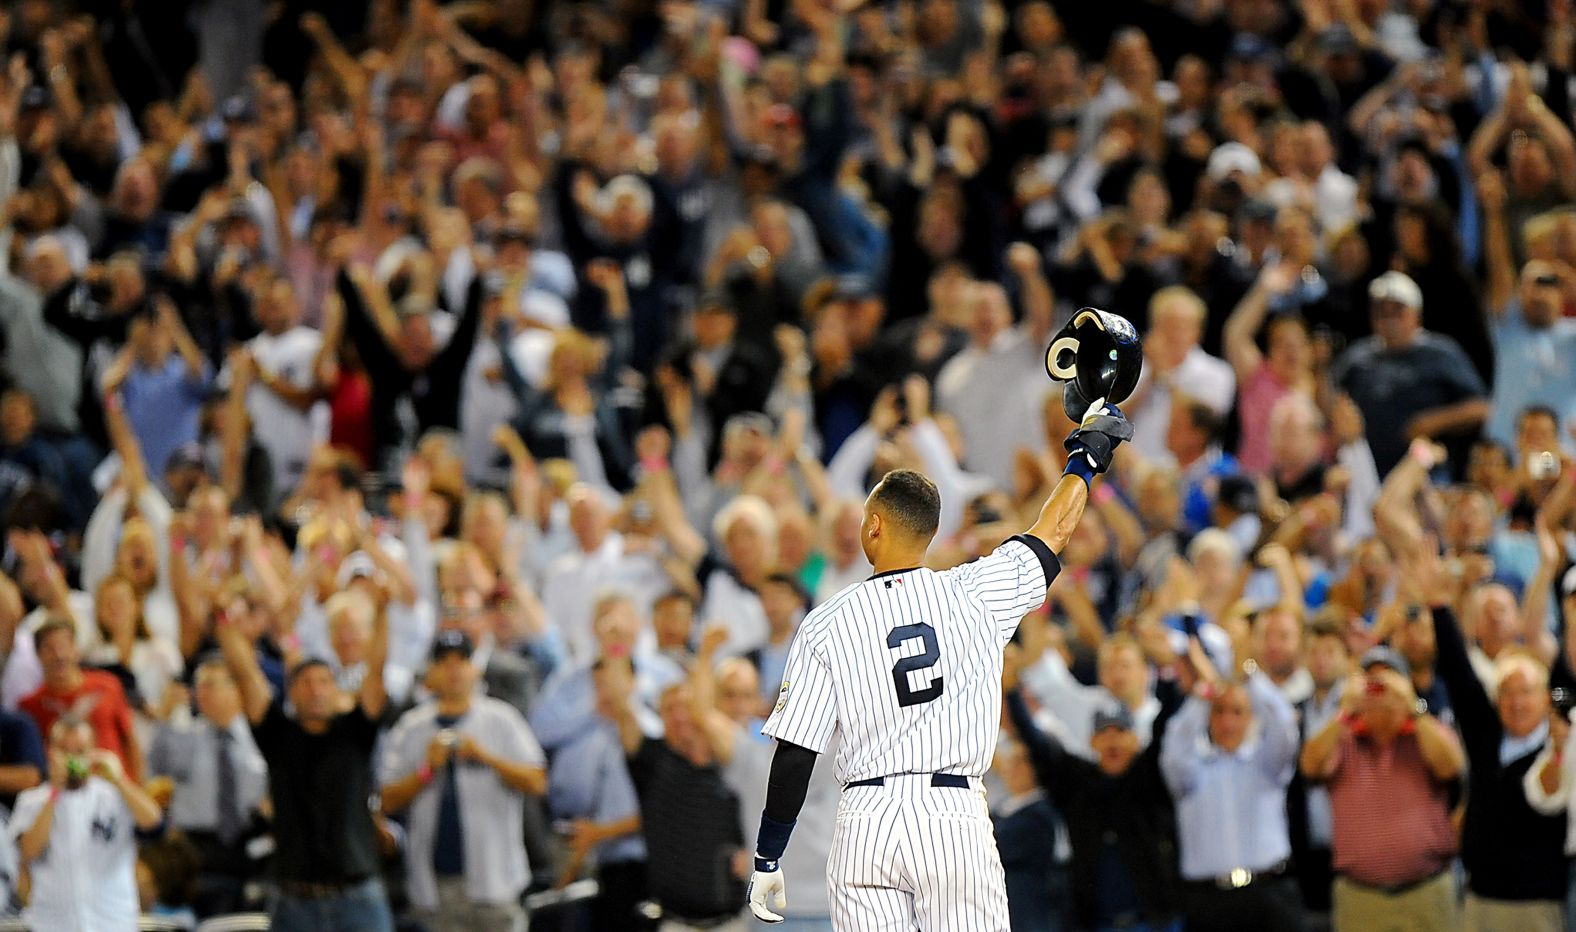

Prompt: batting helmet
[1045,307,1143,421]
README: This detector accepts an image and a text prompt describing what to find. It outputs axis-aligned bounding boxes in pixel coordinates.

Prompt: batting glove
[748,857,787,923]
[1064,399,1132,480]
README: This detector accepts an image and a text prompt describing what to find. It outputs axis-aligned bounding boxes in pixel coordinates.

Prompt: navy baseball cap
[430,630,474,662]
[1092,706,1135,734]
[1228,33,1275,63]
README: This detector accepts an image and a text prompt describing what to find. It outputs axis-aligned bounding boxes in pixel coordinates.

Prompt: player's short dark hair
[871,469,941,539]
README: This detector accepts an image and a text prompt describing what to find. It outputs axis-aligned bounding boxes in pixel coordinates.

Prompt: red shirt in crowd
[19,669,138,780]
[1327,728,1459,887]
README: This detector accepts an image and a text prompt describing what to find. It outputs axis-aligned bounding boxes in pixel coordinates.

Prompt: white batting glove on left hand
[748,859,787,922]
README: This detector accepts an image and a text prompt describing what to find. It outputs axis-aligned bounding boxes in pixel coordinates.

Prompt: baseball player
[745,399,1133,930]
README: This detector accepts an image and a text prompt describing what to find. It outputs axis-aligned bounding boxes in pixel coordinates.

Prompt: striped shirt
[763,536,1058,783]
[1327,729,1459,887]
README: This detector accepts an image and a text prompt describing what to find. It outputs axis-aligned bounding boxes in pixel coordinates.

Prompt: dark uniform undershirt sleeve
[1008,533,1062,588]
[762,740,818,825]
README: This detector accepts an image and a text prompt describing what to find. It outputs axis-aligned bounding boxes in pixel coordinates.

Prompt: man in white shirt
[380,631,547,932]
[1019,625,1163,759]
[148,658,268,916]
[541,485,665,662]
[11,716,164,932]
[935,250,1056,490]
[232,274,326,500]
[1126,286,1236,461]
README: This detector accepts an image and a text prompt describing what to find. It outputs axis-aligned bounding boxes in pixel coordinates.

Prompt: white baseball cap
[1368,271,1423,310]
[1206,142,1262,181]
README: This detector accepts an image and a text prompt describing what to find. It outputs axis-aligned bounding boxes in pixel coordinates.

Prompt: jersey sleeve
[761,632,838,754]
[944,534,1060,640]
[8,786,47,841]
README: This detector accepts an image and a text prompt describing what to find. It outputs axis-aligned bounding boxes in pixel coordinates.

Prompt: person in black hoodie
[1426,545,1567,928]
[1002,639,1185,931]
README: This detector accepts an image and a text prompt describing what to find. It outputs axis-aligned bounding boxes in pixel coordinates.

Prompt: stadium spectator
[1161,651,1302,931]
[146,656,268,917]
[1300,646,1464,930]
[380,629,546,932]
[602,656,748,930]
[12,716,163,932]
[5,0,1576,926]
[19,617,140,781]
[1003,640,1184,931]
[218,583,393,931]
[1331,271,1490,475]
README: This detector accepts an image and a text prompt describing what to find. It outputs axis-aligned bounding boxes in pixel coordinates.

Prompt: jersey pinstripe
[762,537,1058,784]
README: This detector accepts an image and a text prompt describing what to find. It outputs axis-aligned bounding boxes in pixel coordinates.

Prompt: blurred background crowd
[0,0,1574,929]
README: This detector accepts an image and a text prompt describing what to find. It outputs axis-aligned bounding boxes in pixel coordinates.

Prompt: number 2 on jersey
[888,623,944,707]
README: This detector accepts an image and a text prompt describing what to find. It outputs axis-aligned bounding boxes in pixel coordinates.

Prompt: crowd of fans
[0,0,1574,930]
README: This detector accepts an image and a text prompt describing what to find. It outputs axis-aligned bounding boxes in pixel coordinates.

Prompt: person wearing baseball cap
[1330,269,1489,474]
[1299,641,1463,928]
[1001,646,1185,930]
[379,627,546,931]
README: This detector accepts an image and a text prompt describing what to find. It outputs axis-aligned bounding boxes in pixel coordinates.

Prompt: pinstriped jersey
[762,536,1060,784]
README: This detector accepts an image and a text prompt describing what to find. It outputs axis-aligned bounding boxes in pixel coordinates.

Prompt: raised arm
[156,296,207,382]
[1158,686,1211,798]
[1301,679,1361,779]
[1026,402,1131,552]
[1007,243,1056,347]
[1245,669,1300,781]
[102,380,149,500]
[215,612,272,725]
[642,464,707,567]
[1418,556,1501,762]
[167,520,209,661]
[360,594,391,720]
[905,378,973,539]
[1526,95,1576,198]
[1373,439,1441,564]
[1519,518,1564,667]
[689,626,743,765]
[1478,170,1517,315]
[1256,542,1305,613]
[1026,476,1091,554]
[92,749,162,830]
[1223,264,1294,383]
[220,348,253,502]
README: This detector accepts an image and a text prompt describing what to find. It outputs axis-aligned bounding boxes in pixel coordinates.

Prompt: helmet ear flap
[1046,332,1081,381]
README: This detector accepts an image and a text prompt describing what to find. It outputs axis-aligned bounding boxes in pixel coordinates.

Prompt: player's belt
[846,773,971,789]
